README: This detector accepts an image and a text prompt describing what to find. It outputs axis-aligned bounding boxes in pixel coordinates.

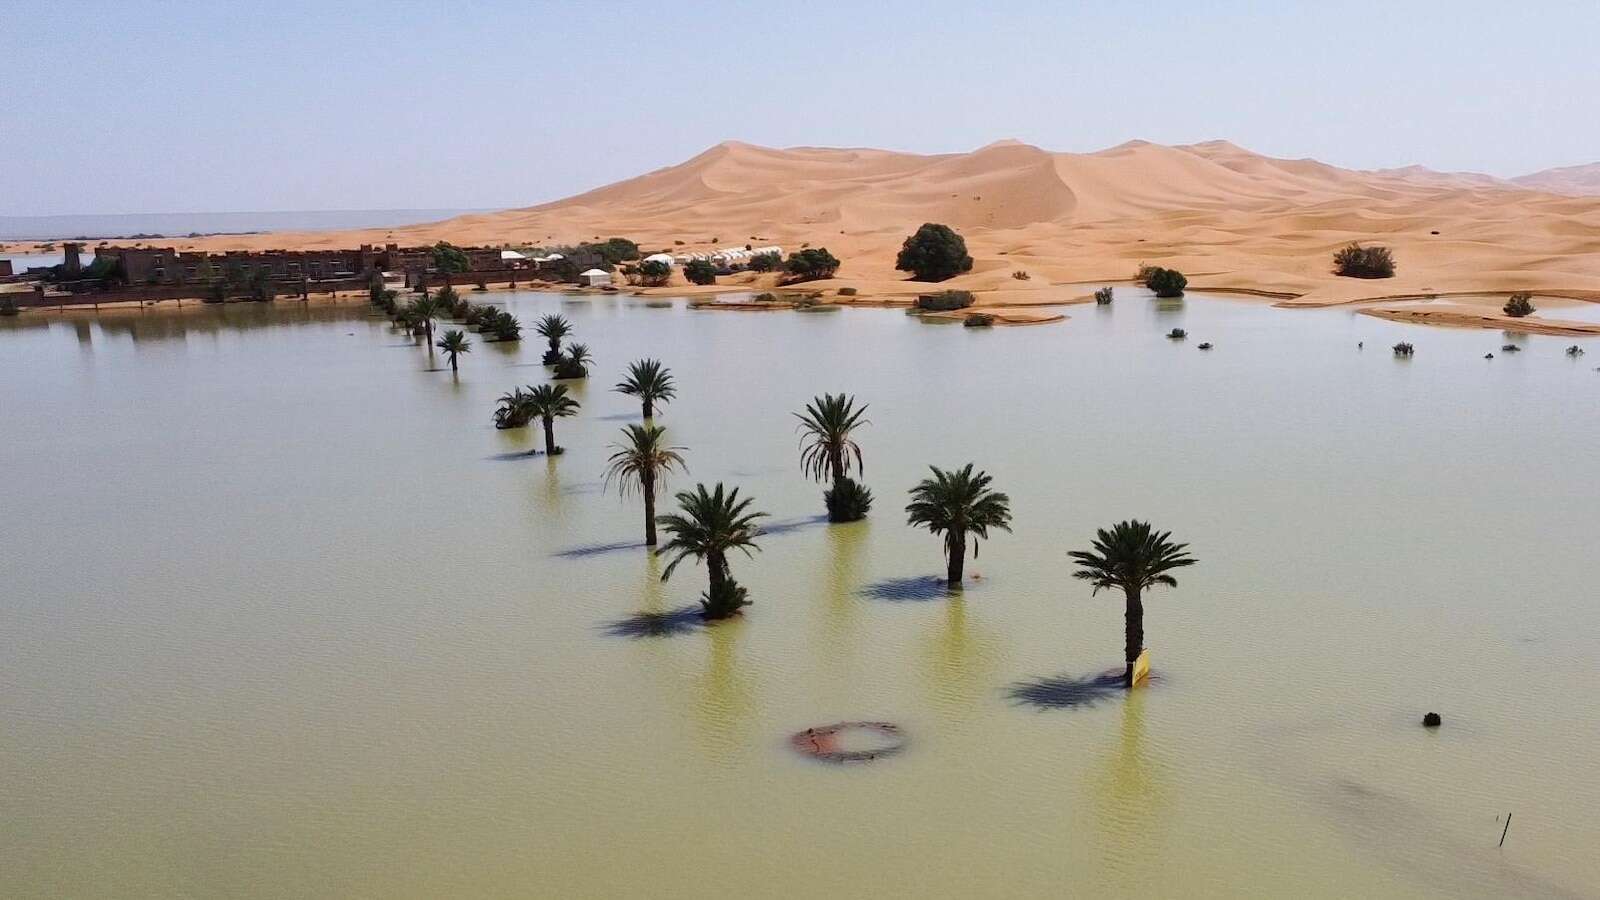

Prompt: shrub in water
[824,476,874,523]
[915,290,976,312]
[1135,263,1159,286]
[896,223,974,282]
[700,578,751,620]
[1168,328,1186,339]
[1393,342,1415,356]
[1094,286,1114,305]
[1503,292,1535,317]
[964,313,995,327]
[1146,268,1187,298]
[1567,345,1586,357]
[1333,243,1396,278]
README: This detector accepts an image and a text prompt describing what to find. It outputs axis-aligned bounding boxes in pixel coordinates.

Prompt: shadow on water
[1007,669,1133,710]
[762,513,830,536]
[605,606,705,638]
[859,575,958,602]
[554,539,645,559]
[597,412,641,421]
[484,450,542,461]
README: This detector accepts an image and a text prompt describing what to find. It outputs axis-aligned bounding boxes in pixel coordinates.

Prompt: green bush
[683,259,717,285]
[916,290,975,311]
[748,252,782,273]
[1333,243,1395,278]
[896,223,974,281]
[432,242,471,274]
[699,578,750,620]
[1146,268,1187,298]
[1503,292,1535,317]
[784,248,840,282]
[1135,263,1158,286]
[638,259,672,287]
[824,476,874,523]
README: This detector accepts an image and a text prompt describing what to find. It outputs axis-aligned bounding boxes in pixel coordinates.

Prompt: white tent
[578,268,611,287]
[500,249,527,261]
[642,253,675,266]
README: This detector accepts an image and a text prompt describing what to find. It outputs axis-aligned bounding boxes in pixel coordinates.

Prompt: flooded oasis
[3,290,1598,898]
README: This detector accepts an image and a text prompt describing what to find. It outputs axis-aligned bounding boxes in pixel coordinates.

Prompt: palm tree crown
[408,295,441,342]
[536,314,572,360]
[604,424,687,546]
[656,483,767,581]
[615,358,677,418]
[527,383,580,421]
[1068,520,1196,597]
[436,329,471,370]
[795,392,869,483]
[905,463,1012,584]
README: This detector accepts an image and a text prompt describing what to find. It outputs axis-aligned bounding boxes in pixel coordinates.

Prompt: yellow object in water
[1131,649,1151,687]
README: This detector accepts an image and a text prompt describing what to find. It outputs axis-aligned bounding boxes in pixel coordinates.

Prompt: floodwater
[2,290,1597,898]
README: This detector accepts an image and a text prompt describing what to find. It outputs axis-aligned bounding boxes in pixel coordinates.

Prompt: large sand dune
[93,139,1600,330]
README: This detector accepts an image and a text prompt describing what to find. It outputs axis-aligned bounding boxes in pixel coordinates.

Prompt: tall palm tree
[436,329,471,371]
[615,358,677,419]
[657,483,768,620]
[526,383,580,455]
[536,313,572,364]
[796,392,872,521]
[603,423,687,546]
[905,463,1012,586]
[408,295,441,345]
[1069,520,1197,688]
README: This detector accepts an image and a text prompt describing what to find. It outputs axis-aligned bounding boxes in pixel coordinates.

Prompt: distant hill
[1511,162,1600,196]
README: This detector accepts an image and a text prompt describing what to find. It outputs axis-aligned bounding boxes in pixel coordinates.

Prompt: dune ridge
[74,139,1600,329]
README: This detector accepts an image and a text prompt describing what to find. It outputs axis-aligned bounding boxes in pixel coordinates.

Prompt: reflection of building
[91,242,520,286]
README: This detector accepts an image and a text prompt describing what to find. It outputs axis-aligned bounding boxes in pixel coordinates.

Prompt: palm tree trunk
[642,471,658,546]
[643,398,653,420]
[1124,586,1144,688]
[449,354,458,372]
[707,550,728,595]
[946,530,965,586]
[542,416,556,455]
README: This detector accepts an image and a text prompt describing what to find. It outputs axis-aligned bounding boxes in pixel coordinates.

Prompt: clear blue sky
[4,0,1596,215]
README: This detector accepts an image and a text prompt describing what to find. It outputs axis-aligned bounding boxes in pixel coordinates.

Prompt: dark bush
[784,248,840,282]
[683,259,717,285]
[1011,270,1030,281]
[1503,292,1535,317]
[748,252,782,273]
[1393,342,1414,357]
[896,223,974,282]
[1333,243,1395,278]
[491,310,522,342]
[1094,286,1114,305]
[700,578,750,620]
[838,287,857,296]
[915,290,975,311]
[963,313,995,327]
[432,242,471,274]
[752,292,779,302]
[1567,345,1586,357]
[638,259,672,287]
[1168,328,1186,339]
[824,476,874,523]
[1135,263,1159,286]
[1146,268,1187,298]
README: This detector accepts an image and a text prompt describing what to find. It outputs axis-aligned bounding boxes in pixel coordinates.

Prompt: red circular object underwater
[790,721,907,763]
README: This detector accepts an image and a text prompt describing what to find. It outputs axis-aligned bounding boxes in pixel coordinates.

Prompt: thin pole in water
[1499,813,1512,848]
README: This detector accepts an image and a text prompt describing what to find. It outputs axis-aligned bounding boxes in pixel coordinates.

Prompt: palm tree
[408,295,441,345]
[615,358,677,419]
[657,483,768,620]
[796,392,872,521]
[493,386,535,429]
[553,342,593,380]
[536,313,572,364]
[1069,520,1197,688]
[603,424,687,546]
[526,383,580,455]
[436,329,471,371]
[905,464,1012,586]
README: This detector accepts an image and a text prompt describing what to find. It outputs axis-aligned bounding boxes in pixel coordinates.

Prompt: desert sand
[48,139,1600,331]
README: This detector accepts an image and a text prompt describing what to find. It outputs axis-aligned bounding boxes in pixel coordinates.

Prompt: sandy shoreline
[10,139,1600,334]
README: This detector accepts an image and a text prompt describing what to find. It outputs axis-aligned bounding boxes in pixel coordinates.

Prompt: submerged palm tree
[796,392,873,521]
[657,483,767,620]
[905,464,1012,586]
[1069,520,1197,688]
[603,423,687,546]
[436,329,471,371]
[536,313,572,364]
[408,295,441,345]
[494,386,534,429]
[526,383,581,454]
[553,342,593,379]
[615,358,677,419]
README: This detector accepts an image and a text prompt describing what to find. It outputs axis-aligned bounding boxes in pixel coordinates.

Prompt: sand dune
[1511,162,1600,196]
[83,139,1600,329]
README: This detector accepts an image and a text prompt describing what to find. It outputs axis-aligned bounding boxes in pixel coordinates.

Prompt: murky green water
[3,292,1597,898]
